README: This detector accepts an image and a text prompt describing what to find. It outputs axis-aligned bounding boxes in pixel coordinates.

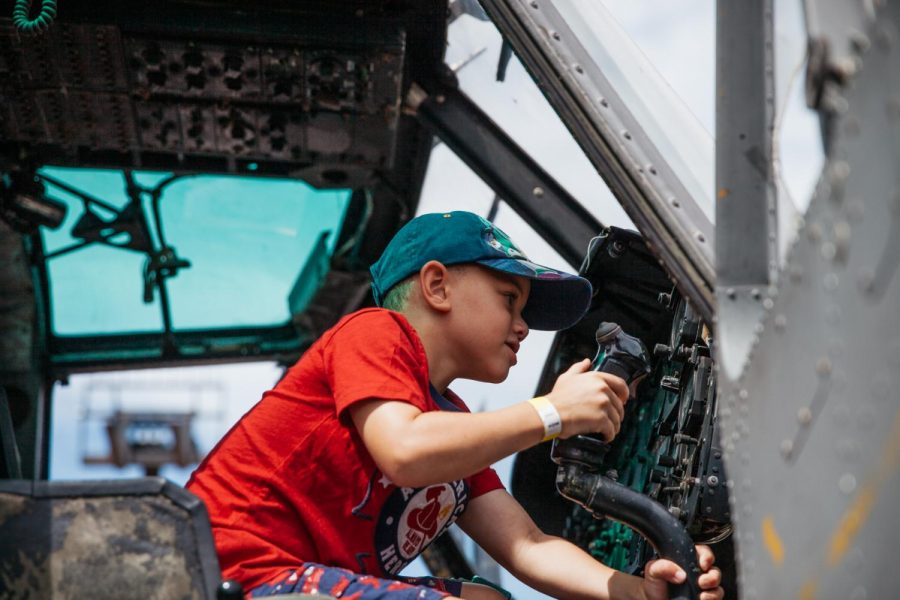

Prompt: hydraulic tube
[555,464,702,600]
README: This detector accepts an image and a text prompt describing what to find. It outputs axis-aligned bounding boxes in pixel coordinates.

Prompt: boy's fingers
[611,391,625,424]
[599,373,629,407]
[567,358,591,373]
[608,404,621,434]
[645,558,686,584]
[600,419,616,443]
[698,567,722,589]
[695,544,715,570]
[586,418,615,443]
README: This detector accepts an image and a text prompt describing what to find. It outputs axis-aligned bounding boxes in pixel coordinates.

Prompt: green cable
[12,0,58,35]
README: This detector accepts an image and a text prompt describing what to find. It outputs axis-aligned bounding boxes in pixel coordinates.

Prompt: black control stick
[551,322,701,600]
[550,322,651,469]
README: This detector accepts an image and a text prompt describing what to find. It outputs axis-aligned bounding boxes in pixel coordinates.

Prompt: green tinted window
[41,167,350,335]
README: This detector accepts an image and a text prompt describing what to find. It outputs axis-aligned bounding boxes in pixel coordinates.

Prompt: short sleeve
[469,466,505,499]
[323,310,431,420]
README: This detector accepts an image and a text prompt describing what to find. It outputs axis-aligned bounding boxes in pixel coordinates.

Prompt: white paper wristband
[528,396,562,442]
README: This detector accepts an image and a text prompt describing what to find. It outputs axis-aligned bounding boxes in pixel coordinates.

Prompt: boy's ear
[418,260,452,313]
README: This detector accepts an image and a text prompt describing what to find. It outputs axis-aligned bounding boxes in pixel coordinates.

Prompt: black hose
[556,464,701,600]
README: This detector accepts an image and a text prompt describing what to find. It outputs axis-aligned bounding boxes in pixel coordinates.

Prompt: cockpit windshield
[40,168,351,336]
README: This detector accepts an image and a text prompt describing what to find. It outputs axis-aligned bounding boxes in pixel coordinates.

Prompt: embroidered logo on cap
[478,217,527,260]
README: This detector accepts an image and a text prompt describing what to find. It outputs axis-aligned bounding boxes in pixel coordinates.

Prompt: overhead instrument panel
[0,24,403,185]
[0,1,449,190]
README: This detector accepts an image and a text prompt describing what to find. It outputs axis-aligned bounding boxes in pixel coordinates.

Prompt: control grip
[595,359,632,385]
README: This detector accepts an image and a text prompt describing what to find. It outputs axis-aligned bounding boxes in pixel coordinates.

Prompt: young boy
[187,211,723,600]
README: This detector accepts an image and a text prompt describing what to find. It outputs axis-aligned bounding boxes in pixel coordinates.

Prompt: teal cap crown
[369,211,592,331]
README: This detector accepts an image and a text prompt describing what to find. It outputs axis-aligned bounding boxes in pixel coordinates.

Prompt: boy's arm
[350,398,543,487]
[456,488,640,600]
[349,360,627,488]
[456,489,723,600]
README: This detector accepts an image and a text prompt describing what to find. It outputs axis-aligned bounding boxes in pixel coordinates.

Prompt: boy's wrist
[527,396,562,442]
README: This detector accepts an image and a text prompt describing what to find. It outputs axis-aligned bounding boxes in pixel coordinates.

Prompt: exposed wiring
[579,233,606,275]
[12,0,57,35]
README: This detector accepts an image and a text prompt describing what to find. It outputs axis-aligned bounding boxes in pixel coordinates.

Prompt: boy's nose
[514,316,529,341]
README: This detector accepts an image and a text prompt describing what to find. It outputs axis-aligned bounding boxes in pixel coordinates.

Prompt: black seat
[0,477,221,599]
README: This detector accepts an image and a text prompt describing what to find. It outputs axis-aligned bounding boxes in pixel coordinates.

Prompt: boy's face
[445,265,531,384]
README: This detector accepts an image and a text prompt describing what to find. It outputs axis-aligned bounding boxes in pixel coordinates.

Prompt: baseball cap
[369,211,592,331]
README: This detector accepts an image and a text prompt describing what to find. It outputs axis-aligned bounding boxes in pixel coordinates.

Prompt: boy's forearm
[354,400,545,487]
[505,534,644,600]
[460,491,651,600]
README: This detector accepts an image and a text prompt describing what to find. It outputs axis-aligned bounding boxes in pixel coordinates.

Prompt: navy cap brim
[477,258,593,331]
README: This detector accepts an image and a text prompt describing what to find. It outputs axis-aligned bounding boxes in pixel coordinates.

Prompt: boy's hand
[640,544,724,600]
[546,358,629,441]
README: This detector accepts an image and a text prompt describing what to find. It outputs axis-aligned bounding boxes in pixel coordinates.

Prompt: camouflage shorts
[249,564,461,599]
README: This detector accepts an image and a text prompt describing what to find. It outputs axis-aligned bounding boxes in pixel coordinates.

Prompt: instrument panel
[512,227,736,594]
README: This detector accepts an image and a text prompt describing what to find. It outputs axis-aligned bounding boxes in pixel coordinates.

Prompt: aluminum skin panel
[719,3,900,597]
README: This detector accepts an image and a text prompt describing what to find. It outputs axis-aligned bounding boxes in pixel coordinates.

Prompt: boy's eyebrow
[480,265,528,296]
[502,274,528,296]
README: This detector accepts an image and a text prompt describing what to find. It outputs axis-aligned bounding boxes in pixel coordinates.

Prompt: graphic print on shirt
[373,479,469,575]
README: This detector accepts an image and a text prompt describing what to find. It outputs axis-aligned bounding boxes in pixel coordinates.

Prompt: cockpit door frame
[478,0,716,323]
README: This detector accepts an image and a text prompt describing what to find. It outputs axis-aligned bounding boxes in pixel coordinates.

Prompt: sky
[46,1,824,597]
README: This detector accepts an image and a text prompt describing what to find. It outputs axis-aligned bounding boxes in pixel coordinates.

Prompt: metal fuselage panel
[718,3,900,596]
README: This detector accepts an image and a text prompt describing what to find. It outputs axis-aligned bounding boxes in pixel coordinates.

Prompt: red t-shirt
[187,309,504,590]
